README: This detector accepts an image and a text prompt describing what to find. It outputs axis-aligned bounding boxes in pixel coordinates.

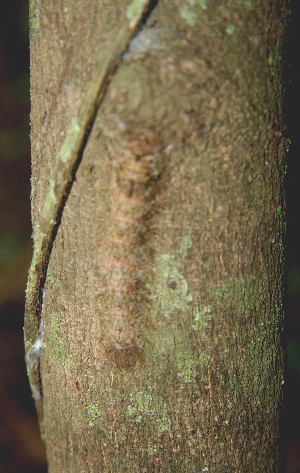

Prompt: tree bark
[27,0,288,471]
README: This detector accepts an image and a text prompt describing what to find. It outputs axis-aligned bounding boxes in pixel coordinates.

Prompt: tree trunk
[26,0,288,471]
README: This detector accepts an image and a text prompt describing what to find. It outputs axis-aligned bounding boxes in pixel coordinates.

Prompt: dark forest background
[0,1,299,472]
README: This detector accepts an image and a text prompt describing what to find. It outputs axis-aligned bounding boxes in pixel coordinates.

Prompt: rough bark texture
[28,0,288,471]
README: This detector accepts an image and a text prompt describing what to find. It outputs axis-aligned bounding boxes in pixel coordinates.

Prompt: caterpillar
[103,131,161,365]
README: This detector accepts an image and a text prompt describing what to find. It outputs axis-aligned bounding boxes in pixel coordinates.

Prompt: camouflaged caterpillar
[103,131,161,363]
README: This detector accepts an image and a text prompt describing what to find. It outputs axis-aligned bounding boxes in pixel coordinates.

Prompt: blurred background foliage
[0,1,299,472]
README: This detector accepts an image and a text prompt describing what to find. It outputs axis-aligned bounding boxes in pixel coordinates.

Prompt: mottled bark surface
[29,0,288,471]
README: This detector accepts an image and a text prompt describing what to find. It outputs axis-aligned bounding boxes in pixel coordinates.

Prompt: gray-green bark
[27,0,288,471]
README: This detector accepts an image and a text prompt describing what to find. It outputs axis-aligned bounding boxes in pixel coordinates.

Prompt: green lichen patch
[58,117,81,164]
[127,391,171,435]
[127,391,153,421]
[86,403,101,427]
[180,0,207,26]
[192,305,213,331]
[29,0,40,41]
[149,254,193,319]
[126,0,148,22]
[40,179,57,226]
[226,24,240,36]
[177,356,199,383]
[267,41,282,77]
[156,413,172,435]
[148,441,158,456]
[47,271,55,283]
[233,0,253,9]
[202,351,211,366]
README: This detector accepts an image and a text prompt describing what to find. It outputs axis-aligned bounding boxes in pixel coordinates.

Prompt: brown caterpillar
[103,131,161,364]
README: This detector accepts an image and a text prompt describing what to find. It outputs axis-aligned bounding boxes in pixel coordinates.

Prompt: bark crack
[24,0,157,437]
